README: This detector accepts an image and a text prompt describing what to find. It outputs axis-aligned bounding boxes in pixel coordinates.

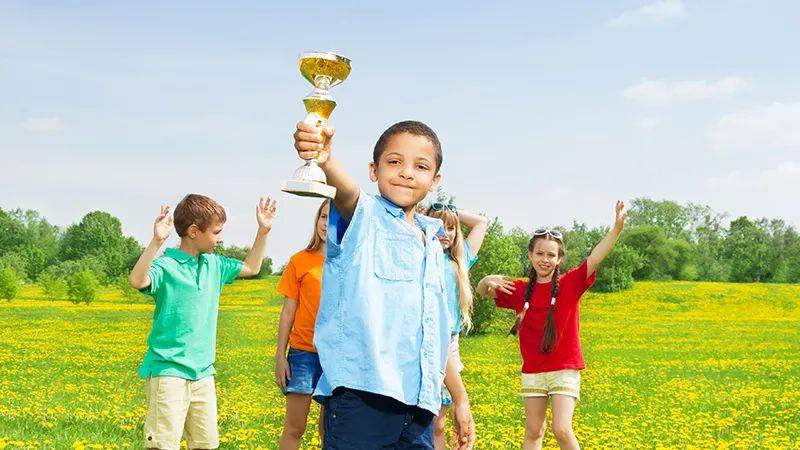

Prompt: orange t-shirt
[276,249,324,353]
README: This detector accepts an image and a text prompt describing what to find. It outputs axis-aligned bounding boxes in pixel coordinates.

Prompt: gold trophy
[282,51,351,198]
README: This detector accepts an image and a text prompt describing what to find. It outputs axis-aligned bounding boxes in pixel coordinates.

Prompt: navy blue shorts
[322,388,434,449]
[283,348,323,395]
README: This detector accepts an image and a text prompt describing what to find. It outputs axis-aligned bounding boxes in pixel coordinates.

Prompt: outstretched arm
[294,122,360,222]
[586,200,628,278]
[240,197,277,278]
[476,274,516,299]
[129,205,172,290]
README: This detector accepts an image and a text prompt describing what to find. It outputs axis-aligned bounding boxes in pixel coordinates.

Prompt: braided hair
[509,234,564,354]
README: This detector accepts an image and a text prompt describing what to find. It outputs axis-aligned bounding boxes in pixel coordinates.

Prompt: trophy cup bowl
[281,51,351,198]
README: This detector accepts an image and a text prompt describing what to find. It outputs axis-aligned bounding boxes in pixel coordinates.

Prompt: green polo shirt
[138,247,243,380]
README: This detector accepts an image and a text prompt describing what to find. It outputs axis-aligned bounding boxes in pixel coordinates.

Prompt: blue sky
[2,1,799,266]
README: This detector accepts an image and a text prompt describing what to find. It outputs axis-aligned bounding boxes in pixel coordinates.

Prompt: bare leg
[551,394,579,450]
[279,394,313,450]
[522,397,548,450]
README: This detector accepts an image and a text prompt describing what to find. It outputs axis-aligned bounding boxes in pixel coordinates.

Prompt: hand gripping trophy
[281,51,351,198]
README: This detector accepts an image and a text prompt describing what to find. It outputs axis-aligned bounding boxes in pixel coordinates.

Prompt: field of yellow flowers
[1,279,799,449]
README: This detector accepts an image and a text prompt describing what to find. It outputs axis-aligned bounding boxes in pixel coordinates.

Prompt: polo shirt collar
[165,247,197,264]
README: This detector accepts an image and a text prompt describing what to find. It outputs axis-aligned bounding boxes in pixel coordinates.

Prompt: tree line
[0,208,271,302]
[1,198,798,308]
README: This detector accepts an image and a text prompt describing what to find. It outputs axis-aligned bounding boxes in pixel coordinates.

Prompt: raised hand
[256,197,277,233]
[153,205,173,243]
[293,121,335,164]
[614,200,628,231]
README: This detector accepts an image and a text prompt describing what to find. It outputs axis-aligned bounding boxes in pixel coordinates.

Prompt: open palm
[153,205,173,241]
[257,197,277,231]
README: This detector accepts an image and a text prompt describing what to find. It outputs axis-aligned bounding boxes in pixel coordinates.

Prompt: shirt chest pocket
[373,230,419,281]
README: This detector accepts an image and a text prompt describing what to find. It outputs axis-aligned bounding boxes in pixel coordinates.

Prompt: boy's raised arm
[240,197,277,278]
[586,200,628,278]
[294,122,360,221]
[129,206,172,290]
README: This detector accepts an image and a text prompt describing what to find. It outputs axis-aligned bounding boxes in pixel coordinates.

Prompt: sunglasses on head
[429,203,457,213]
[533,228,563,241]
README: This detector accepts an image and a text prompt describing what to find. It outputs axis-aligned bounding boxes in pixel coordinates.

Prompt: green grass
[1,279,799,448]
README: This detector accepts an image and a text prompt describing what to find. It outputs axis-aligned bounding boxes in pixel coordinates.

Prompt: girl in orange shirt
[275,200,329,449]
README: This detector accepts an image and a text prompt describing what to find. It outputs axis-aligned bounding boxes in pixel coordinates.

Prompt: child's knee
[524,418,546,440]
[284,414,309,438]
[551,421,574,441]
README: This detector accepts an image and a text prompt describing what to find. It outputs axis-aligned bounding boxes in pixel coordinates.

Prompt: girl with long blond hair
[425,203,488,450]
[274,200,329,449]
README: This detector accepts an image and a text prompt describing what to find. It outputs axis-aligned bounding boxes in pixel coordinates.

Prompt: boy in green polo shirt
[129,193,277,450]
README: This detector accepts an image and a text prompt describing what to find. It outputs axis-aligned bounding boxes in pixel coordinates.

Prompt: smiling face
[369,132,441,210]
[528,237,564,280]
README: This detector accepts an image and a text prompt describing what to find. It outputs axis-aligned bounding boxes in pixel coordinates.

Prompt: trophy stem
[283,51,350,200]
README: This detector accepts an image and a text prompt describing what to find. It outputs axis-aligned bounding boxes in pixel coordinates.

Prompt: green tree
[468,220,527,334]
[563,223,644,291]
[591,244,644,292]
[116,274,144,303]
[215,244,273,278]
[60,211,141,280]
[67,269,99,304]
[628,199,689,240]
[0,209,61,280]
[0,266,20,301]
[38,269,68,300]
[723,217,769,282]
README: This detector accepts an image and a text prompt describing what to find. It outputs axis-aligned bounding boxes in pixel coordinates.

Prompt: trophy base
[281,180,337,199]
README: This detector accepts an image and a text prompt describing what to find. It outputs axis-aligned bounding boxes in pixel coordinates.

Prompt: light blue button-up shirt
[313,190,450,415]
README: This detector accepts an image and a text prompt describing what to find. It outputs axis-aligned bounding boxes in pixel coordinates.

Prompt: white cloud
[622,77,746,106]
[708,161,800,191]
[637,117,661,130]
[19,116,65,132]
[607,0,686,27]
[712,101,800,151]
[707,161,800,226]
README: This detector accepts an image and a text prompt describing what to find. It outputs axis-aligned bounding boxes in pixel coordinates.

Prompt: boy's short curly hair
[373,120,443,172]
[173,194,226,237]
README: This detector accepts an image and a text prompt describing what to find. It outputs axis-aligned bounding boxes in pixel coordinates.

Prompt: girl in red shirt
[477,201,627,450]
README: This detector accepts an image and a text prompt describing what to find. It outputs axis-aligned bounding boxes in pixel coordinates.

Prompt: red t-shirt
[494,260,596,374]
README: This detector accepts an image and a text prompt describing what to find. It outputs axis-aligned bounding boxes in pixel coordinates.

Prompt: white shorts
[144,375,219,449]
[520,369,581,401]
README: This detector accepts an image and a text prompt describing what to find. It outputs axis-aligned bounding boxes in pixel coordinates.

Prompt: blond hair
[427,207,474,333]
[306,200,330,252]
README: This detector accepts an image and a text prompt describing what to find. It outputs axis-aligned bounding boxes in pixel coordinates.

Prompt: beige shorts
[144,375,219,449]
[520,369,581,401]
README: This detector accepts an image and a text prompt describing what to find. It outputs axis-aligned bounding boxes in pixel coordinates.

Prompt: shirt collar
[375,194,445,238]
[375,194,406,218]
[165,247,197,264]
[415,214,446,239]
